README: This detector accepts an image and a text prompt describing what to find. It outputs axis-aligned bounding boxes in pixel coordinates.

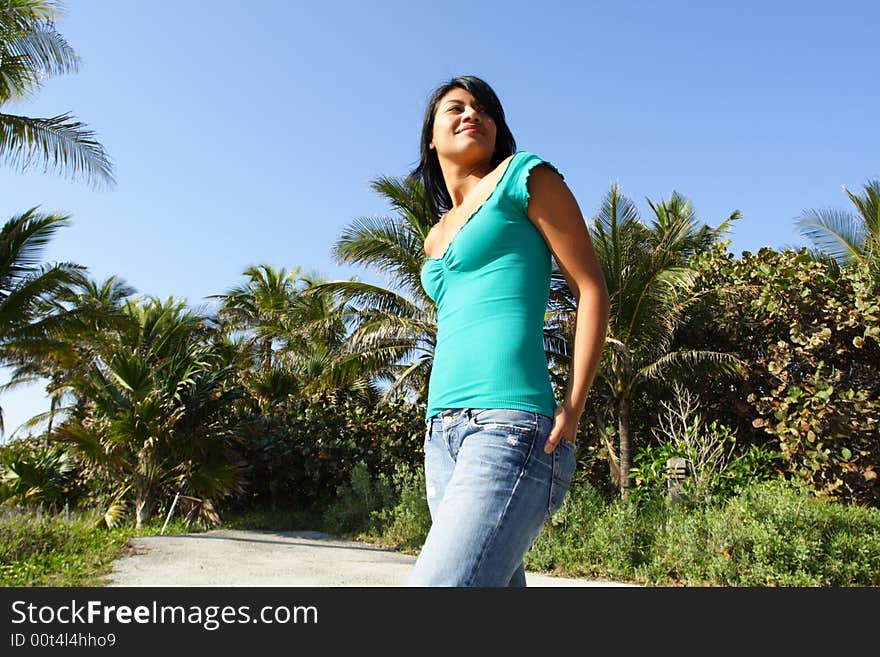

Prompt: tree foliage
[690,245,879,505]
[0,0,114,186]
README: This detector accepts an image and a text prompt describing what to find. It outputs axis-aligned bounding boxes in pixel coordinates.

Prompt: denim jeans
[407,407,577,587]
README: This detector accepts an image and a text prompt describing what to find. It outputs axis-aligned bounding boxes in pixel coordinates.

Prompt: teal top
[420,151,563,424]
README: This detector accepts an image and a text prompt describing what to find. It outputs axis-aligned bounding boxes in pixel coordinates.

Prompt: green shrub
[0,439,81,508]
[321,461,397,535]
[236,396,425,511]
[689,246,880,506]
[526,479,646,578]
[0,505,197,586]
[630,384,781,504]
[368,462,432,552]
[526,478,880,586]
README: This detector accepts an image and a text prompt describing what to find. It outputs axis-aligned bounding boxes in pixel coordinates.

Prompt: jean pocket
[469,408,538,436]
[548,440,577,516]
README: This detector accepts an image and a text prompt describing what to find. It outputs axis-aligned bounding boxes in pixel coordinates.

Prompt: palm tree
[3,274,136,439]
[56,296,244,529]
[0,208,85,436]
[303,173,438,405]
[0,0,114,186]
[288,272,384,402]
[211,265,305,370]
[210,264,381,409]
[796,179,880,280]
[547,185,745,498]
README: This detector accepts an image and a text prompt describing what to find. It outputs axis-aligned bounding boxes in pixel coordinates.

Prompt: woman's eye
[446,104,488,115]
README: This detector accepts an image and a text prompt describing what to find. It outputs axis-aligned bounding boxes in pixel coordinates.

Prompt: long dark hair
[409,75,516,221]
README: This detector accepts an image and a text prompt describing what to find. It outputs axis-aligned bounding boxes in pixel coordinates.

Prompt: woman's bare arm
[526,163,610,454]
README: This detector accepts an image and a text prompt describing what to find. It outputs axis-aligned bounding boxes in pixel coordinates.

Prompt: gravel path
[103,529,635,587]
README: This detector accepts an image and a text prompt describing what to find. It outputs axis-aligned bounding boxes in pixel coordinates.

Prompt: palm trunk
[618,396,631,499]
[134,493,154,530]
[46,395,57,443]
[135,498,146,530]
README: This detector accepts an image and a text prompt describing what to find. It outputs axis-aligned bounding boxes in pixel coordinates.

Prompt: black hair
[409,75,516,221]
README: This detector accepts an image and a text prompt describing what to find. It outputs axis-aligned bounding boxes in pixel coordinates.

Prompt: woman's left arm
[526,164,610,454]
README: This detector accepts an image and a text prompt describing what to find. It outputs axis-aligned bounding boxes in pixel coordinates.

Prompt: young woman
[407,75,609,587]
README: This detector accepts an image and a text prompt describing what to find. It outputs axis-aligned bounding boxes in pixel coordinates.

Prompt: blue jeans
[407,407,577,587]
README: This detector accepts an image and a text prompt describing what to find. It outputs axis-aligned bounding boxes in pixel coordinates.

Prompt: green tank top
[420,151,563,423]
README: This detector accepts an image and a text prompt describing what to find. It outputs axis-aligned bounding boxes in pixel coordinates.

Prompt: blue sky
[1,0,878,440]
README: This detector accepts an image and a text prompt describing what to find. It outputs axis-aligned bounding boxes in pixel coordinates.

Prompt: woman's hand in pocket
[545,401,580,454]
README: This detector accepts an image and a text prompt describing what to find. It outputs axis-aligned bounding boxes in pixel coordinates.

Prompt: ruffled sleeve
[510,151,565,215]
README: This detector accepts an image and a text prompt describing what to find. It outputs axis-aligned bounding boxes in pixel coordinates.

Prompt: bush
[368,462,432,552]
[651,480,880,586]
[688,246,880,506]
[0,438,82,508]
[235,395,426,511]
[630,384,781,503]
[321,458,434,555]
[321,461,398,536]
[525,478,880,586]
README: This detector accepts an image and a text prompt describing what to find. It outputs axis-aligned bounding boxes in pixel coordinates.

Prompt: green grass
[320,465,880,586]
[523,479,880,586]
[0,507,198,587]
[3,475,878,587]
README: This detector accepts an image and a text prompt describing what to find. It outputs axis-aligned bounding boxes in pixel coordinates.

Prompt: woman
[407,75,609,587]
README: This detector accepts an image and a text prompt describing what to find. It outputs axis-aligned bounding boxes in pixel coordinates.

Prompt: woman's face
[430,87,497,163]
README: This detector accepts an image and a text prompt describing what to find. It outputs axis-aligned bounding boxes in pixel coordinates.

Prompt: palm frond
[0,262,83,336]
[330,213,425,294]
[369,174,434,230]
[4,402,73,440]
[0,111,114,186]
[0,208,71,277]
[636,349,746,385]
[303,279,423,318]
[844,179,880,238]
[381,354,431,403]
[796,207,865,267]
[0,2,63,32]
[3,21,78,85]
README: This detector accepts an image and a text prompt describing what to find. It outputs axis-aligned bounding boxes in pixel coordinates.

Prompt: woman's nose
[462,106,481,121]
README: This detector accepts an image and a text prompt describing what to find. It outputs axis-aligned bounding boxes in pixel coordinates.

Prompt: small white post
[161,492,180,535]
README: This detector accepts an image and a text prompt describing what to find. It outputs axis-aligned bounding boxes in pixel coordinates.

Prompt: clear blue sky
[2,0,878,441]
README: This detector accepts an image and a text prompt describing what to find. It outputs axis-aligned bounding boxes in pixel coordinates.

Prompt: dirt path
[103,529,635,587]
